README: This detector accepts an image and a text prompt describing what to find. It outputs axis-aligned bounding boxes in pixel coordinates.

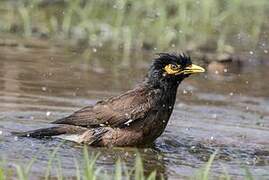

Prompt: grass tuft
[0,146,262,179]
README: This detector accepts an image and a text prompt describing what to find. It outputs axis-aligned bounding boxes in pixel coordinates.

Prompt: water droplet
[162,104,166,107]
[14,136,18,141]
[229,92,234,96]
[210,136,214,140]
[144,149,148,153]
[46,111,51,117]
[183,90,187,94]
[249,51,254,55]
[0,131,2,135]
[264,49,268,54]
[245,81,249,84]
[190,146,196,149]
[92,48,97,52]
[42,87,47,91]
[223,68,228,73]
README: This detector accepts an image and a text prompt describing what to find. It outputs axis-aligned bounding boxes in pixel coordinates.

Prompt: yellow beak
[181,64,205,75]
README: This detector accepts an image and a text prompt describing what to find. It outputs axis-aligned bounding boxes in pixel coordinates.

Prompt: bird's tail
[12,125,88,138]
[12,125,108,145]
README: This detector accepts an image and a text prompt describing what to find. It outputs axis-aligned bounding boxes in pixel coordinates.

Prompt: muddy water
[0,46,268,179]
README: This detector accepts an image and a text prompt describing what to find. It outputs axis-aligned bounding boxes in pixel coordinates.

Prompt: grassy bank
[0,0,268,55]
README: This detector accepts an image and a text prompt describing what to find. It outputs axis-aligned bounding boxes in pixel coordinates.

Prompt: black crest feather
[151,52,192,70]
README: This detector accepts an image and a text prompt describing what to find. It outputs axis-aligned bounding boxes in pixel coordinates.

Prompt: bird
[13,53,205,147]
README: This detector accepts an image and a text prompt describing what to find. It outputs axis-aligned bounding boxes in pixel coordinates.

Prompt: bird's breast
[140,106,173,143]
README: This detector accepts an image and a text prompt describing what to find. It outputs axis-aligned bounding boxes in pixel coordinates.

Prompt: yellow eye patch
[164,64,181,74]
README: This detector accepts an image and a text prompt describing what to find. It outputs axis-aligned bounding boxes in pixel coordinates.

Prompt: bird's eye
[164,64,181,74]
[170,64,180,70]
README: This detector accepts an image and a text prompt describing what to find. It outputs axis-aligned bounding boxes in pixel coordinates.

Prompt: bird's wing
[52,87,158,127]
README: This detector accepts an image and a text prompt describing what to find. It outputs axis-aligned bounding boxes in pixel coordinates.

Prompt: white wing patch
[55,134,81,143]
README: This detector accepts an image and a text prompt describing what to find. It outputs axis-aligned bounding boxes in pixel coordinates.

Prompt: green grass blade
[56,156,63,180]
[45,141,64,180]
[74,157,81,180]
[15,165,27,180]
[243,166,254,180]
[114,159,122,180]
[146,170,156,180]
[134,153,144,180]
[0,166,5,180]
[83,146,99,180]
[196,151,218,180]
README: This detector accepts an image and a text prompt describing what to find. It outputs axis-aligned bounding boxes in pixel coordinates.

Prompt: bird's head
[147,53,205,87]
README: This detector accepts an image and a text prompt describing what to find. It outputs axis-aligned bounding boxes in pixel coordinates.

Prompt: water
[0,45,268,179]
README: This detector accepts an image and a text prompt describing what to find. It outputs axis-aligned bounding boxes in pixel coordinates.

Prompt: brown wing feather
[52,86,158,127]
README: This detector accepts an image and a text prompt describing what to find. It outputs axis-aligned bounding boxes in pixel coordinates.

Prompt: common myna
[14,53,205,147]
